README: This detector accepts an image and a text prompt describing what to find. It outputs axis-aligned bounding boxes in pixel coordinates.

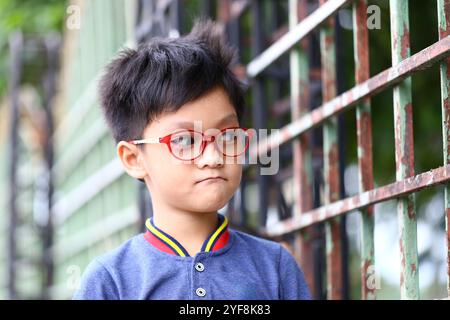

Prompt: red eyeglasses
[128,126,254,161]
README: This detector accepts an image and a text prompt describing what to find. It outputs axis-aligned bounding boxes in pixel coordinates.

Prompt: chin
[196,197,229,213]
[197,202,225,213]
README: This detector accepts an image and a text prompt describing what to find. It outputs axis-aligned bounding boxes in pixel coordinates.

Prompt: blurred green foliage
[0,0,65,98]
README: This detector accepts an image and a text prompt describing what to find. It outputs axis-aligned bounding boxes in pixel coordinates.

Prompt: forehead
[147,86,239,133]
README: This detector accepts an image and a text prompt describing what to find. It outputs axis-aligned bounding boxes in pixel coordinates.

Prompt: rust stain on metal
[445,98,450,159]
[407,195,416,220]
[404,102,415,176]
[328,142,340,201]
[357,108,374,189]
[401,23,411,60]
[441,1,450,38]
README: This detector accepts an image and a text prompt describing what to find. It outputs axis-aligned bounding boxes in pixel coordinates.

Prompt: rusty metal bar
[289,0,316,298]
[389,0,419,300]
[335,9,350,300]
[247,0,351,78]
[353,0,375,300]
[249,34,450,160]
[437,0,450,298]
[271,0,287,225]
[320,0,342,300]
[250,0,269,228]
[265,163,450,236]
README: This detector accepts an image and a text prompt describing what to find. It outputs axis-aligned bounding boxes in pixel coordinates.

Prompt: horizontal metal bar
[54,76,98,150]
[246,0,351,78]
[249,35,450,160]
[52,158,125,226]
[265,163,450,237]
[53,204,138,263]
[53,118,108,180]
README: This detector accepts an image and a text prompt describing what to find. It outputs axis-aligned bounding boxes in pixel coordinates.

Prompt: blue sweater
[72,215,311,300]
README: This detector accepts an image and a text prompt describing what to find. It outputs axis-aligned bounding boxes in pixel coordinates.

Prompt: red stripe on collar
[144,230,180,256]
[212,229,230,251]
[143,214,230,257]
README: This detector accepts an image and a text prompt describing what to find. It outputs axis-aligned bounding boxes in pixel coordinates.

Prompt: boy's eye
[171,133,196,147]
[222,131,237,142]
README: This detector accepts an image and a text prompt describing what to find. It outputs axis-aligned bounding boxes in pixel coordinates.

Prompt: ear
[116,141,148,180]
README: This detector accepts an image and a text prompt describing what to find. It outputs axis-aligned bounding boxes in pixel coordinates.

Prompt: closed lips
[197,177,226,183]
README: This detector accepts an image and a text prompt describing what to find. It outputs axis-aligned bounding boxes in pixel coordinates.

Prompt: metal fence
[2,0,450,300]
[244,0,450,300]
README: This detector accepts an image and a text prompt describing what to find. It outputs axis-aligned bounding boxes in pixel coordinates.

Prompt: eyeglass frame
[127,126,254,161]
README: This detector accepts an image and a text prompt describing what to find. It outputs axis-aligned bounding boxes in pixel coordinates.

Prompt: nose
[195,138,224,168]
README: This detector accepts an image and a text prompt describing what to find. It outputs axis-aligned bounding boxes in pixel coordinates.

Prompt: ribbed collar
[144,213,230,257]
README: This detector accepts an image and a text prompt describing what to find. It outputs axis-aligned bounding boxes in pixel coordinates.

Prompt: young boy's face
[118,86,243,213]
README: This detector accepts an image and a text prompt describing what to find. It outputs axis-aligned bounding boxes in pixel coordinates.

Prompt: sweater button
[196,287,206,297]
[195,262,205,272]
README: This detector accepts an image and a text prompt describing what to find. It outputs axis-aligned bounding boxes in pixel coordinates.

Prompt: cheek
[145,149,193,190]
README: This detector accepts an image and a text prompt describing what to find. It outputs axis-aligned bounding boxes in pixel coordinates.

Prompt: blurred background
[0,0,448,300]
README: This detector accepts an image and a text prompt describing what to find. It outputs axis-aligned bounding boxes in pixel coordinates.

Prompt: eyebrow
[168,114,239,130]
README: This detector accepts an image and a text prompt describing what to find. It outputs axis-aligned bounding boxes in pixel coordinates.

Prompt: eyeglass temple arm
[129,137,160,145]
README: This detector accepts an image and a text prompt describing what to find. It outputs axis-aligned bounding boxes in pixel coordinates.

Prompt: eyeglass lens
[169,128,249,160]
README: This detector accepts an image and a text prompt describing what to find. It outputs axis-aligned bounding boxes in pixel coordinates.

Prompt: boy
[72,19,311,300]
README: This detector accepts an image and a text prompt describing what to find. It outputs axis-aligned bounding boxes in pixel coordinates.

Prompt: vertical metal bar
[353,0,375,300]
[272,0,289,224]
[308,26,327,299]
[218,0,231,24]
[389,0,419,299]
[319,0,342,300]
[251,0,269,228]
[171,0,183,34]
[335,10,350,301]
[41,35,60,299]
[201,0,213,18]
[437,0,450,298]
[7,31,23,300]
[289,0,316,298]
[227,13,241,54]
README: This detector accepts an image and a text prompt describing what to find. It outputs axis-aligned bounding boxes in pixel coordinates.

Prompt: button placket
[192,257,208,299]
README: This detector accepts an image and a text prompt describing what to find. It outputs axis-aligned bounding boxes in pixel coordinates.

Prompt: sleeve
[72,258,120,300]
[278,245,312,300]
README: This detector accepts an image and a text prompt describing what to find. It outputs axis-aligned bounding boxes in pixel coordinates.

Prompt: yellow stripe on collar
[145,219,187,257]
[204,215,228,252]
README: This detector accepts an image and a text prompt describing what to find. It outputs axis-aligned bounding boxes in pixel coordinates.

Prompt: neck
[152,205,219,256]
